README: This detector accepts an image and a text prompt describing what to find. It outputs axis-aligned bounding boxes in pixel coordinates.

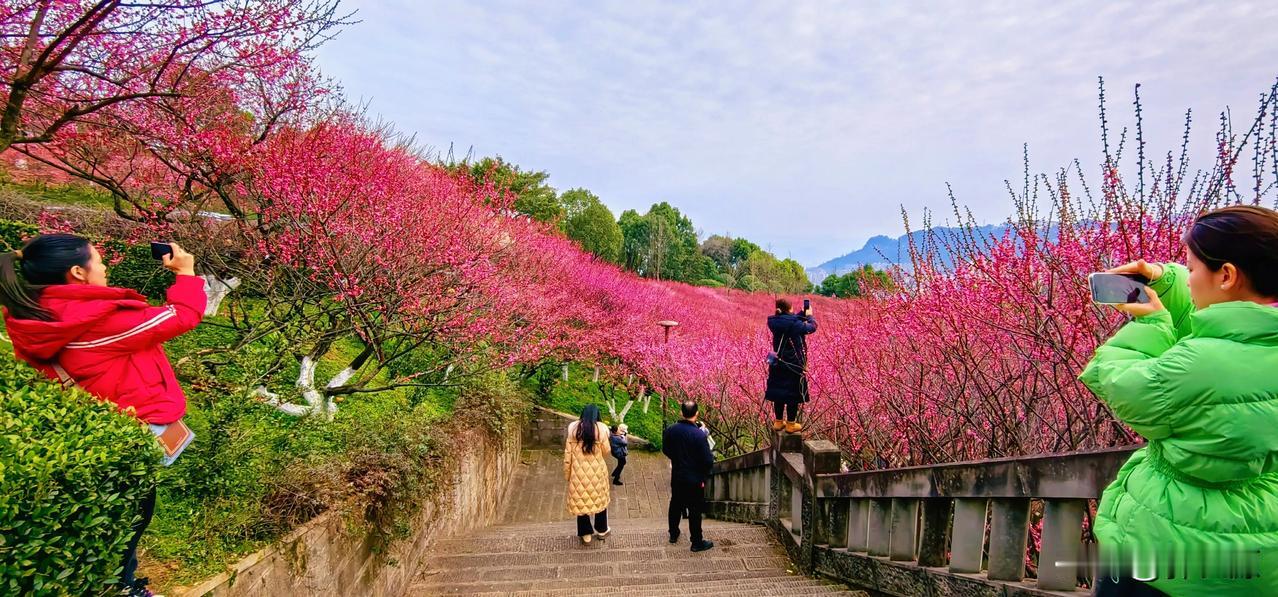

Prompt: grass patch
[531,363,667,449]
[0,179,117,211]
[2,298,506,591]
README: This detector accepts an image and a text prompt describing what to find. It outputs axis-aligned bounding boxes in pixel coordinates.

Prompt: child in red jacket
[1,234,206,597]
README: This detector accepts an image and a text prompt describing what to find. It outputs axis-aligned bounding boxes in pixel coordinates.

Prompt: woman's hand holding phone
[1105,259,1165,317]
[162,242,196,277]
[1107,259,1164,283]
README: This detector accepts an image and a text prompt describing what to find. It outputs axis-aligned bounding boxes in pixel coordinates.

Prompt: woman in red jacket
[1,234,206,597]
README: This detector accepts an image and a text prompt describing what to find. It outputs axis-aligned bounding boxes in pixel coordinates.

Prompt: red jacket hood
[4,284,151,362]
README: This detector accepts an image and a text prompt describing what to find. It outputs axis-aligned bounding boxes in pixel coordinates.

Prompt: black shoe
[669,531,680,544]
[612,479,623,485]
[691,540,715,552]
[118,584,156,597]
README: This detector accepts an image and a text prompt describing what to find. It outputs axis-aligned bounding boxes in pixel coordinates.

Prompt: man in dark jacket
[663,401,715,552]
[765,298,817,433]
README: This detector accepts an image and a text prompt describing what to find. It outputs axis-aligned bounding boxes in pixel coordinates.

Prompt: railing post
[770,431,802,523]
[1039,498,1085,591]
[802,439,843,547]
[867,498,892,557]
[987,498,1031,581]
[917,498,951,567]
[848,499,869,552]
[949,498,988,573]
[889,498,919,561]
[823,499,850,549]
[803,439,842,567]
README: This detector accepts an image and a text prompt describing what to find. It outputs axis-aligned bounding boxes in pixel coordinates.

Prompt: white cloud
[317,0,1278,265]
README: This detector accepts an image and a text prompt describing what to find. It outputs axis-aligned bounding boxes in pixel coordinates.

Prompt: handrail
[815,445,1139,499]
[712,447,770,473]
[706,436,1145,596]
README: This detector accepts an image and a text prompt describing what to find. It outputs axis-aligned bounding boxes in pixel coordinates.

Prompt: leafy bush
[330,401,453,553]
[104,240,174,300]
[0,218,37,252]
[530,364,560,405]
[0,357,160,596]
[456,371,530,438]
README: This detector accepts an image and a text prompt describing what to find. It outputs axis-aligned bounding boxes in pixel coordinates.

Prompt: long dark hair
[1184,205,1278,297]
[575,404,602,454]
[0,234,93,321]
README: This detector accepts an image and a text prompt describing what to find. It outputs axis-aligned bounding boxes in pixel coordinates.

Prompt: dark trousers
[1093,576,1167,596]
[612,455,626,481]
[576,509,608,536]
[121,485,158,586]
[669,482,705,543]
[773,400,799,421]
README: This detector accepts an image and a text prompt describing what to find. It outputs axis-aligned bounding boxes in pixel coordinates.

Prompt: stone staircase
[409,518,861,596]
[408,450,864,596]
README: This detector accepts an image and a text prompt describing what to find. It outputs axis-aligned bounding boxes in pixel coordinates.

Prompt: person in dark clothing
[764,298,817,433]
[663,401,715,552]
[609,424,628,485]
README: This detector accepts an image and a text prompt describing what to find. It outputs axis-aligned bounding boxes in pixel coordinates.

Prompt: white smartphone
[1088,273,1151,304]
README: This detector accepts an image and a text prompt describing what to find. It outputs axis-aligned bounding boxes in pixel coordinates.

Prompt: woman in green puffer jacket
[1081,205,1278,596]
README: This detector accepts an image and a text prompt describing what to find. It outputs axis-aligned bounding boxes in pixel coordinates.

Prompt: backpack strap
[51,362,82,390]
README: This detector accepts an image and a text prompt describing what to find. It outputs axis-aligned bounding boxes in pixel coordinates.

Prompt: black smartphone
[150,242,173,260]
[1089,273,1151,304]
[803,299,811,312]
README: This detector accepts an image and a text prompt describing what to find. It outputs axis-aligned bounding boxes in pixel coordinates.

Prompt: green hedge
[103,240,174,300]
[0,220,170,300]
[0,219,37,252]
[0,357,160,595]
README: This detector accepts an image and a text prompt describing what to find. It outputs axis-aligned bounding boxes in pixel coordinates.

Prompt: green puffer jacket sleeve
[1079,264,1191,440]
[1148,263,1193,339]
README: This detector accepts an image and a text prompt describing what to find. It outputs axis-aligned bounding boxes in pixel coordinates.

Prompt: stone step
[410,568,804,595]
[485,577,854,597]
[428,543,781,569]
[422,554,794,584]
[466,524,766,541]
[430,527,776,555]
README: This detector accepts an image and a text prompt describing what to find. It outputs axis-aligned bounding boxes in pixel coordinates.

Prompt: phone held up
[803,299,811,313]
[1089,272,1151,305]
[150,242,173,260]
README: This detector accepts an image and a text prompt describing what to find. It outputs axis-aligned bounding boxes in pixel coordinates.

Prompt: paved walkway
[410,449,866,596]
[499,449,672,524]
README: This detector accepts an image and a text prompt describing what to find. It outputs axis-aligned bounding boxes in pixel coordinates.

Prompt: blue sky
[314,1,1278,267]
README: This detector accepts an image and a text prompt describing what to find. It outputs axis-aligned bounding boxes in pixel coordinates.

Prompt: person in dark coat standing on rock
[765,298,817,433]
[663,401,715,552]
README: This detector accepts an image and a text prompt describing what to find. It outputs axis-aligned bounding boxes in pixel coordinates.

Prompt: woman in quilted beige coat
[564,404,611,543]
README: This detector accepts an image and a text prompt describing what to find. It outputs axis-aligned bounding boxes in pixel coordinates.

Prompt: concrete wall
[522,405,652,450]
[177,428,521,597]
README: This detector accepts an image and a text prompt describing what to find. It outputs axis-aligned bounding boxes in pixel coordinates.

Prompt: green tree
[617,203,701,282]
[816,265,892,298]
[565,201,623,263]
[645,202,698,282]
[558,187,599,224]
[619,209,651,273]
[451,156,560,223]
[700,235,733,271]
[730,238,761,268]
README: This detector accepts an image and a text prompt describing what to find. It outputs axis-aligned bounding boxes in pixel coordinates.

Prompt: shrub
[104,240,175,300]
[0,357,160,596]
[0,218,37,252]
[455,371,530,438]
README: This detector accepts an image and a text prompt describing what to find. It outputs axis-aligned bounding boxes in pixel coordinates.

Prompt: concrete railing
[706,433,1140,596]
[522,405,652,450]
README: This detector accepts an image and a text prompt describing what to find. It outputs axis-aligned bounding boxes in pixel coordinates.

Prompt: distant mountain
[806,224,1012,282]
